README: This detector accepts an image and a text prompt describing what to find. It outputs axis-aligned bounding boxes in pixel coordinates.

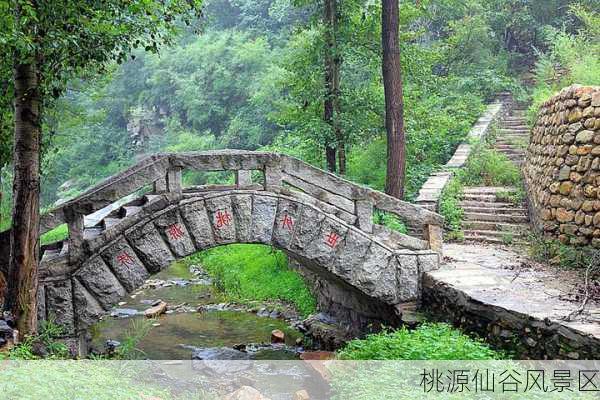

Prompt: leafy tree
[0,0,202,336]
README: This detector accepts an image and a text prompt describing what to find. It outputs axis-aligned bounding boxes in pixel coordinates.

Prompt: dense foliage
[4,0,544,209]
[529,5,600,118]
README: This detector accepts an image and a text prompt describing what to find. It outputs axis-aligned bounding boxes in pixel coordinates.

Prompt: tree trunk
[324,0,344,174]
[4,61,41,336]
[382,0,406,199]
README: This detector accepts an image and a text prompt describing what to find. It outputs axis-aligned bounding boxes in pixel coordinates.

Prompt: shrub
[337,323,503,360]
[373,210,407,234]
[439,177,464,234]
[458,144,521,187]
[529,235,600,270]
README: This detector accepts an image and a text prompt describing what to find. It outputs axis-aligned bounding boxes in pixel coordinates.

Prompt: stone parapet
[524,85,600,246]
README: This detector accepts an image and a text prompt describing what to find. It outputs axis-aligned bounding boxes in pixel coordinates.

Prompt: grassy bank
[181,244,316,317]
[338,323,503,360]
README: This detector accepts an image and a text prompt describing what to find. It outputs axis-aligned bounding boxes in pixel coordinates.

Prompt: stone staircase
[460,105,531,245]
[461,187,529,244]
[494,108,529,167]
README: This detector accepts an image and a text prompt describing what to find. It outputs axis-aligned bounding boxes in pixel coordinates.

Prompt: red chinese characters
[166,224,185,240]
[325,232,340,248]
[116,252,135,267]
[280,213,294,230]
[215,210,232,228]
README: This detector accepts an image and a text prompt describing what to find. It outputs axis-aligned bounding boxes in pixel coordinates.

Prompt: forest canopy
[1,0,598,222]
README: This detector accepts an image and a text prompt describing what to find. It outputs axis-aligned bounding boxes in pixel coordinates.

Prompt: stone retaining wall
[524,85,600,246]
[422,272,600,359]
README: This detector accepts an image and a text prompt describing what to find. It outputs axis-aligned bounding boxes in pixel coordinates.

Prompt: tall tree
[381,0,406,198]
[1,0,201,336]
[323,0,345,173]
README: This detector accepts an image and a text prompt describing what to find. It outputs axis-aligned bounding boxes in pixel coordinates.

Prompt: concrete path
[423,242,600,358]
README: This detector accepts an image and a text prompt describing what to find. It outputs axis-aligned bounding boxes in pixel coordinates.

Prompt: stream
[90,261,305,360]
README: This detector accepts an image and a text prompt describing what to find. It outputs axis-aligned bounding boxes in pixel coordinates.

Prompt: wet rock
[0,319,12,335]
[271,329,285,344]
[294,390,310,400]
[140,299,162,306]
[170,279,190,287]
[191,347,251,360]
[224,386,271,400]
[302,314,352,351]
[144,301,167,318]
[269,310,280,319]
[197,303,245,312]
[256,308,270,317]
[105,340,121,354]
[110,308,139,318]
[189,346,252,375]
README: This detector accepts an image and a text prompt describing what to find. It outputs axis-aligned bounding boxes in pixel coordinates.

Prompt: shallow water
[91,261,303,360]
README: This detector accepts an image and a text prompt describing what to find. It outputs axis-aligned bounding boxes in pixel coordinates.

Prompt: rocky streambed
[90,261,339,360]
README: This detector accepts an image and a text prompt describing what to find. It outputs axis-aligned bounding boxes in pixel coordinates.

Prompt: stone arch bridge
[2,151,443,352]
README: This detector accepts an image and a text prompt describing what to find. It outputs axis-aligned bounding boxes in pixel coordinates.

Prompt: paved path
[424,243,600,358]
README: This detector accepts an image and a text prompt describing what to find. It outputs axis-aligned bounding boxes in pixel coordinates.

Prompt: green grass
[337,323,504,360]
[457,144,522,187]
[40,224,68,246]
[373,210,408,234]
[182,244,317,317]
[439,177,464,235]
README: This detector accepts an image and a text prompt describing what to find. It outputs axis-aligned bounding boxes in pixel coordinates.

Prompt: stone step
[495,141,529,146]
[463,221,529,232]
[498,130,530,135]
[497,149,526,155]
[464,212,529,223]
[463,187,517,194]
[497,133,530,138]
[463,232,526,245]
[463,229,525,238]
[460,200,520,208]
[495,144,521,149]
[462,206,527,214]
[500,124,529,129]
[462,194,502,202]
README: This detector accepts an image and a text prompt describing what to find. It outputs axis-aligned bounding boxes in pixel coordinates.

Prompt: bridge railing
[39,150,443,258]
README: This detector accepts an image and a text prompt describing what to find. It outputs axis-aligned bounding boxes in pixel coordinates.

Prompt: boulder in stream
[270,329,285,344]
[110,308,139,318]
[144,301,167,318]
[224,386,271,400]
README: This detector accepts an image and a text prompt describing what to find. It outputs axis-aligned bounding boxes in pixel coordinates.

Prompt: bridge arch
[9,150,442,352]
[39,190,435,338]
